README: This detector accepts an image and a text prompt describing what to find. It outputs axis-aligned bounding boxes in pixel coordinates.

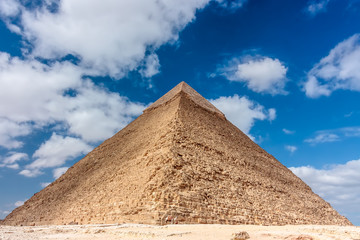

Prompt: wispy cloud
[0,210,10,219]
[305,0,330,16]
[344,112,353,118]
[285,145,298,153]
[305,127,360,145]
[283,128,295,135]
[305,133,340,144]
[215,0,247,11]
[40,182,51,188]
[290,158,360,221]
[0,152,28,169]
[14,200,26,207]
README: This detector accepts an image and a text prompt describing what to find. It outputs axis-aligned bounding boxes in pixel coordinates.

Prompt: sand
[0,224,359,240]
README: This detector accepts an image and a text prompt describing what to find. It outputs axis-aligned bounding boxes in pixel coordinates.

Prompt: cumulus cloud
[304,34,360,98]
[283,128,295,134]
[0,53,147,149]
[27,133,91,170]
[1,0,211,78]
[63,83,146,142]
[210,95,276,139]
[305,127,360,145]
[0,52,83,123]
[285,145,298,153]
[217,56,288,95]
[290,159,360,220]
[305,0,330,16]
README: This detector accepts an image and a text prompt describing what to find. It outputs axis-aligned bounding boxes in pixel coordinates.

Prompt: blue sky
[1,0,360,225]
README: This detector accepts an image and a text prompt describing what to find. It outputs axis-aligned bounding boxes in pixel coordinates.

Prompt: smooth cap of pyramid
[144,81,225,117]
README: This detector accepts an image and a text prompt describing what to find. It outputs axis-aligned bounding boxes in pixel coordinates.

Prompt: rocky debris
[289,235,314,240]
[231,231,250,240]
[1,224,360,240]
[2,82,352,226]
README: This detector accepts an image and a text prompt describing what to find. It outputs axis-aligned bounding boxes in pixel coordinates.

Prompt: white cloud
[2,152,28,165]
[305,133,340,144]
[0,152,28,169]
[306,0,330,16]
[40,182,51,188]
[285,145,298,153]
[305,127,360,145]
[63,83,146,142]
[305,34,360,98]
[218,56,288,95]
[290,159,360,221]
[14,200,25,207]
[3,0,210,78]
[0,118,31,149]
[5,164,20,169]
[210,95,276,139]
[139,53,160,78]
[268,108,276,121]
[19,169,43,177]
[215,0,247,10]
[304,76,331,98]
[19,133,90,178]
[2,210,10,215]
[39,167,68,187]
[0,53,83,123]
[0,0,20,17]
[0,53,147,148]
[283,128,295,134]
[28,133,91,170]
[53,167,68,179]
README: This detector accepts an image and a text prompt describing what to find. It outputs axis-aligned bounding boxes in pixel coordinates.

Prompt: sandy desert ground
[0,223,360,240]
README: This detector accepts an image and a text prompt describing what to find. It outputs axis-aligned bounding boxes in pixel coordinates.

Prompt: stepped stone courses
[2,82,352,226]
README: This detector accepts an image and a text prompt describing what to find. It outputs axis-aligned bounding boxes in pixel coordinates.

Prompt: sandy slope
[0,224,359,240]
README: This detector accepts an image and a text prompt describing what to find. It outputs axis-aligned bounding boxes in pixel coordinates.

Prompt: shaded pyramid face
[3,82,351,226]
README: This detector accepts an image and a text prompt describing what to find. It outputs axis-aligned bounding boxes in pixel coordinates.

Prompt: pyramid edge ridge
[144,82,225,118]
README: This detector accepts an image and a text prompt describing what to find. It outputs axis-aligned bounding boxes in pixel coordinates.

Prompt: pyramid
[3,82,351,226]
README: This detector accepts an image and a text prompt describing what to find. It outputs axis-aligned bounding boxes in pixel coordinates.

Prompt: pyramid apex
[144,82,224,117]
